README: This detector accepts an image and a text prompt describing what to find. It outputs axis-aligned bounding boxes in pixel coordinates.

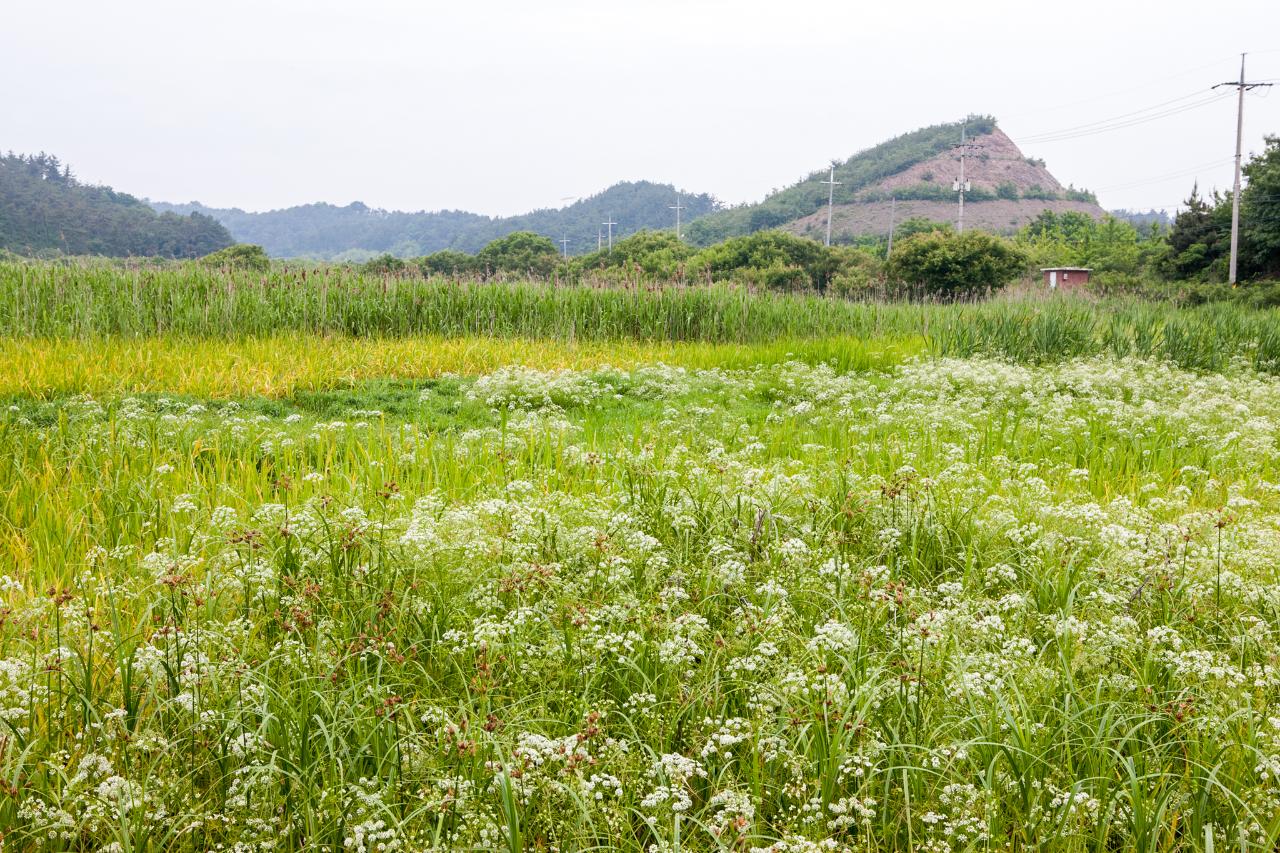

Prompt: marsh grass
[5,260,1280,375]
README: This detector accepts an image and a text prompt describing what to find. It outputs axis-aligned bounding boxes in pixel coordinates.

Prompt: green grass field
[4,262,1280,850]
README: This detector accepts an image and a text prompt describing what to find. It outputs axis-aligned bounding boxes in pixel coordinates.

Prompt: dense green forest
[153,181,717,259]
[0,152,232,258]
[684,116,1001,245]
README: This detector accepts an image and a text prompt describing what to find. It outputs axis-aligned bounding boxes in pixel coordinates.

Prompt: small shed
[1041,267,1092,289]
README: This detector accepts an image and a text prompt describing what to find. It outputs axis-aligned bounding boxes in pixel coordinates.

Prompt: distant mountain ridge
[152,182,718,260]
[0,152,233,258]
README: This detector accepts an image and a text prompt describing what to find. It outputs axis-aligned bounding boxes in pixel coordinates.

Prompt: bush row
[346,227,1028,300]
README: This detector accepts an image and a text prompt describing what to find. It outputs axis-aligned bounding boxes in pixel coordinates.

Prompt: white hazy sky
[4,0,1279,217]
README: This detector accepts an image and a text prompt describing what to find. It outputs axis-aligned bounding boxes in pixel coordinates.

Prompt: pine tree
[1163,184,1228,280]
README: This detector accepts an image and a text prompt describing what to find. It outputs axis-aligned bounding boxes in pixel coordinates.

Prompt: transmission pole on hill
[670,194,685,240]
[1214,53,1273,285]
[603,216,617,252]
[886,196,897,260]
[821,163,841,246]
[952,125,981,233]
[560,235,570,258]
[597,227,603,251]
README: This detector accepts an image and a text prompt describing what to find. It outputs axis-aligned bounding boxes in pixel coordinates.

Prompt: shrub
[419,249,475,277]
[474,231,560,278]
[1064,185,1098,204]
[200,244,270,271]
[888,230,1028,299]
[360,254,408,275]
[737,263,812,292]
[1185,279,1280,309]
[894,218,953,241]
[574,230,694,279]
[887,182,951,202]
[827,250,885,299]
[1237,280,1280,308]
[690,231,842,291]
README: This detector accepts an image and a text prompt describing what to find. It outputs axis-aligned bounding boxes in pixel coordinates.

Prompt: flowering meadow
[4,333,1280,852]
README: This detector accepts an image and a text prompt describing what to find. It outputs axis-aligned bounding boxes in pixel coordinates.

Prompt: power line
[1092,158,1236,192]
[999,54,1244,122]
[1020,88,1223,139]
[1020,90,1234,144]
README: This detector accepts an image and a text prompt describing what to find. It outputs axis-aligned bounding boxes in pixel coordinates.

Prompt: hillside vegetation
[687,116,1105,245]
[153,181,717,259]
[686,117,998,244]
[0,152,232,258]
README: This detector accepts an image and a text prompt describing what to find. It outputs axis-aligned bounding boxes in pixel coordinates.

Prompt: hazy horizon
[4,0,1279,218]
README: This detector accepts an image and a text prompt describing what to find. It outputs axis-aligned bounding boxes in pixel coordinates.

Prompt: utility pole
[886,195,897,260]
[670,193,685,240]
[560,235,570,258]
[1214,53,1273,285]
[821,163,841,247]
[956,130,966,234]
[602,216,617,252]
[597,227,602,251]
[952,125,980,233]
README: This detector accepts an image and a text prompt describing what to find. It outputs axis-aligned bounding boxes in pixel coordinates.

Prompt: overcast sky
[4,0,1279,217]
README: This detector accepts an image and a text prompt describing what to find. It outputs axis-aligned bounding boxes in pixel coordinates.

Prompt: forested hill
[0,153,233,258]
[684,118,998,245]
[153,181,719,259]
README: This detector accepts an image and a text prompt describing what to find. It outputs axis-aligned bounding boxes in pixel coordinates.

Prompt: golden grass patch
[1,335,920,398]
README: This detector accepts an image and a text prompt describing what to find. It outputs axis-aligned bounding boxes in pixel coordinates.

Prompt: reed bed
[5,260,1280,374]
